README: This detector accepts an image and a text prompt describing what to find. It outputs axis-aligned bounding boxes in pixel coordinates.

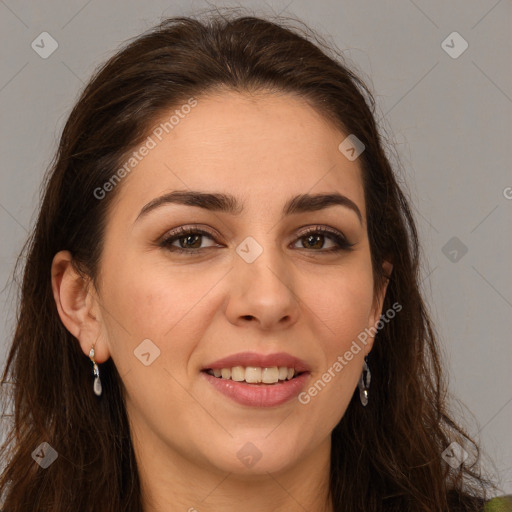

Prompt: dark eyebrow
[135,190,363,224]
[284,193,362,223]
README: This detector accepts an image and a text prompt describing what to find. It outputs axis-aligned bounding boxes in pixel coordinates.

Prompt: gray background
[1,0,511,495]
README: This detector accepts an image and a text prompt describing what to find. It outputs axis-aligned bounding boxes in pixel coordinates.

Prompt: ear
[51,250,110,363]
[364,259,394,356]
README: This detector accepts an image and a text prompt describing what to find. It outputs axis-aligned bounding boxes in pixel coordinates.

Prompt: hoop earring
[358,356,371,406]
[88,346,102,396]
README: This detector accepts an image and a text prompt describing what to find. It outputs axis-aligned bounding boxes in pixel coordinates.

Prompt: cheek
[297,268,373,430]
[297,256,374,411]
[302,259,375,345]
[99,253,226,364]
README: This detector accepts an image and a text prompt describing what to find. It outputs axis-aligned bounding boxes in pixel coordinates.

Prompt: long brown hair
[0,8,497,511]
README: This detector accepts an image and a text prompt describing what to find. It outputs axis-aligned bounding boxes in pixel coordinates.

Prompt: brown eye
[158,225,355,255]
[177,233,202,249]
[159,226,219,254]
[293,226,355,253]
[301,233,327,250]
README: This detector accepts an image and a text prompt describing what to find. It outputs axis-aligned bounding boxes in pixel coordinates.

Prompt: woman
[0,9,509,512]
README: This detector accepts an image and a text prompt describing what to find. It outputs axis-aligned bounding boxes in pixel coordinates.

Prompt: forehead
[114,90,366,220]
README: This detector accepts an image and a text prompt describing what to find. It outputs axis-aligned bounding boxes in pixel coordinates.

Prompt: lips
[202,351,311,373]
[200,351,311,407]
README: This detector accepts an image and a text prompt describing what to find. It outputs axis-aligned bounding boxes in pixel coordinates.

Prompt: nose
[224,241,300,331]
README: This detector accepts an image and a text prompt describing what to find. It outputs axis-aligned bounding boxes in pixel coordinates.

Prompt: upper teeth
[207,366,297,384]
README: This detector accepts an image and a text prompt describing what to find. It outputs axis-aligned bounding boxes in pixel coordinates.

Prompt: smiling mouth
[202,366,306,385]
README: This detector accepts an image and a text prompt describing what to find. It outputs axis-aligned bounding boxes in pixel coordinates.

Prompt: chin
[201,433,306,476]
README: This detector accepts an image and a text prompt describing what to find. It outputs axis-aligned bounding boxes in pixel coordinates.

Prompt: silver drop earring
[88,346,102,396]
[358,356,371,406]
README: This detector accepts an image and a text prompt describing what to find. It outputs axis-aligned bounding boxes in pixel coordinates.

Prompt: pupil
[182,234,200,248]
[306,234,322,249]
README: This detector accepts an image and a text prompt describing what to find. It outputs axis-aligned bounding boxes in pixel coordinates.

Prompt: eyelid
[159,224,220,243]
[297,225,351,242]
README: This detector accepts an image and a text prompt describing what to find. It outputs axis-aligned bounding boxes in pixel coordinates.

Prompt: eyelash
[158,225,355,255]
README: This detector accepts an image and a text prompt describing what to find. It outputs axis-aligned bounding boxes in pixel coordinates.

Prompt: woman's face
[89,91,390,477]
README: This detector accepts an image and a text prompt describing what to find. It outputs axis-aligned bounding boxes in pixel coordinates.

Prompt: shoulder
[483,495,512,512]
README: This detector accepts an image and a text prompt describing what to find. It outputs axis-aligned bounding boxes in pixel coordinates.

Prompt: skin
[52,90,392,512]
